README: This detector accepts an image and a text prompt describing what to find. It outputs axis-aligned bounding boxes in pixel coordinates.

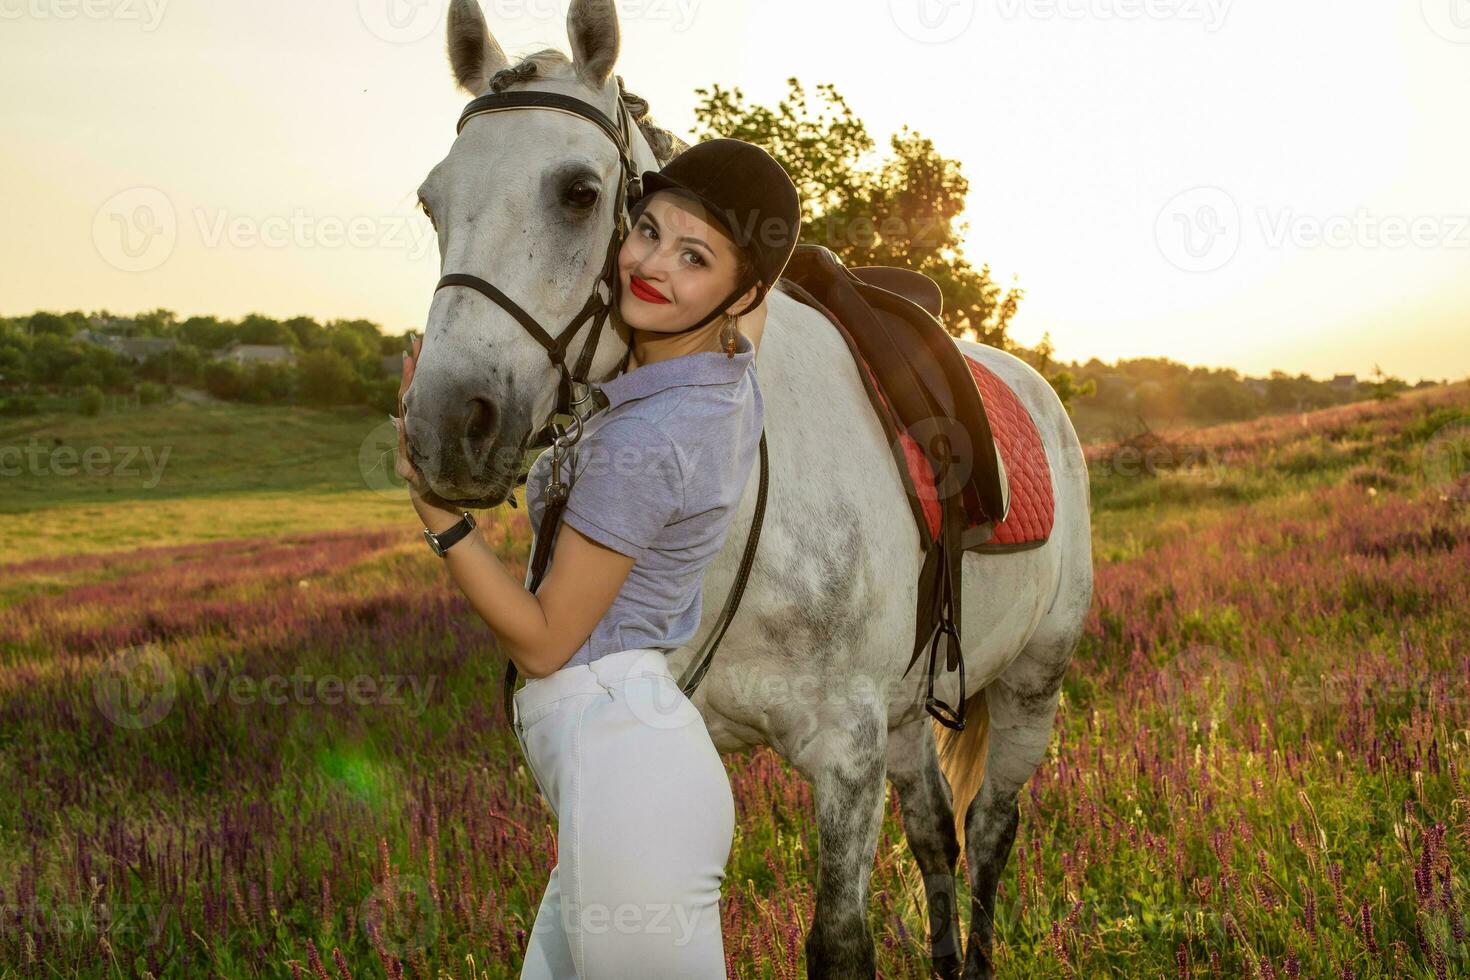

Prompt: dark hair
[732,248,759,302]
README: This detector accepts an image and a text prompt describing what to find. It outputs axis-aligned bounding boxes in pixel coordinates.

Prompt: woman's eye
[683,251,705,268]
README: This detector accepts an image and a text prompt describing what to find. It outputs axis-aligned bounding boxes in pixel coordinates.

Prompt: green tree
[1265,371,1307,413]
[1366,363,1407,402]
[78,385,104,416]
[180,316,233,351]
[138,382,169,406]
[140,347,203,387]
[61,363,105,389]
[297,349,356,406]
[27,312,72,337]
[203,361,248,401]
[29,336,86,384]
[132,309,177,337]
[329,318,384,352]
[1192,378,1254,421]
[1021,332,1095,414]
[237,314,296,347]
[691,78,1022,349]
[240,362,295,404]
[285,316,327,351]
[0,346,26,385]
[328,329,371,364]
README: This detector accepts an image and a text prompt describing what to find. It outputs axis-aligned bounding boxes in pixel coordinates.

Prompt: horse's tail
[933,688,991,852]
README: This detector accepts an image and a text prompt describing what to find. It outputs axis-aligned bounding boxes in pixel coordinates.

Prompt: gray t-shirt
[525,331,764,670]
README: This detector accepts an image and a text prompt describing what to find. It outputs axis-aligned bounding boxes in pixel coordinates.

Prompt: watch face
[424,527,444,556]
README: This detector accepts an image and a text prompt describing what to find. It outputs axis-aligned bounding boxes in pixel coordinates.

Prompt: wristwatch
[423,511,477,557]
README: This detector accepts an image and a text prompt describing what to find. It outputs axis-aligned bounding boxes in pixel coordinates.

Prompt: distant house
[381,353,403,378]
[70,330,176,363]
[1243,377,1268,396]
[1330,373,1358,391]
[72,329,112,347]
[111,337,177,363]
[215,342,297,366]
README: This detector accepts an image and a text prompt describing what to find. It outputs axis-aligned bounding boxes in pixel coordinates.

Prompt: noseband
[432,86,644,432]
[432,85,769,724]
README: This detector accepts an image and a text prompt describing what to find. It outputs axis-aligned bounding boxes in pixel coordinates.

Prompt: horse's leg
[960,632,1076,980]
[792,704,889,980]
[887,716,964,979]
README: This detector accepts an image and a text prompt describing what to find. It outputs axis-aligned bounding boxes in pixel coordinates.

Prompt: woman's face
[616,191,759,334]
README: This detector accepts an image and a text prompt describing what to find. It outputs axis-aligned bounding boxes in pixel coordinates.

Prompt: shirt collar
[593,332,754,412]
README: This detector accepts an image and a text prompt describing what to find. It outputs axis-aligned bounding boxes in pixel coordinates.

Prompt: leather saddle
[777,243,1009,729]
[847,262,1010,534]
[850,265,944,320]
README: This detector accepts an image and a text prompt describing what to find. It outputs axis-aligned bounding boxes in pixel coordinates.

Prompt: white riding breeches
[512,647,735,979]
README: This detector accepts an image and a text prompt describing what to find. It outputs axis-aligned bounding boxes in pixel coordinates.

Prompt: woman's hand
[393,334,460,527]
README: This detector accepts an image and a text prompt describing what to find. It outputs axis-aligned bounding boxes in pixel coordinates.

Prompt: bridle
[427,82,770,726]
[433,84,644,429]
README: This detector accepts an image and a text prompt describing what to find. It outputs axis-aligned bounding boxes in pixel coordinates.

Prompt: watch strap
[426,511,476,557]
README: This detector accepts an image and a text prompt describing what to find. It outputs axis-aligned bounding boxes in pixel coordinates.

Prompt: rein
[422,82,768,725]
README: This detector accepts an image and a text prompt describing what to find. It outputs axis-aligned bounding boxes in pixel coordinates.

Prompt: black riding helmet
[627,138,801,334]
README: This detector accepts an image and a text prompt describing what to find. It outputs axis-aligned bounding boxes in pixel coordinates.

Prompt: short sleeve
[560,417,685,561]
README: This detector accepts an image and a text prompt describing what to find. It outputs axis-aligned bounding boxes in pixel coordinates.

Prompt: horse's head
[404,0,668,507]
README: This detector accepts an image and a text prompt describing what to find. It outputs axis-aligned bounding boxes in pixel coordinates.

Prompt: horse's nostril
[464,397,498,447]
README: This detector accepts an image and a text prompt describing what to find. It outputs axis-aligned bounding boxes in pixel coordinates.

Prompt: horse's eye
[567,179,599,209]
[418,198,437,229]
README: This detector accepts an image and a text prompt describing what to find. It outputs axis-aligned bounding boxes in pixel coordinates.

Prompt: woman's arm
[429,515,635,677]
[396,338,636,678]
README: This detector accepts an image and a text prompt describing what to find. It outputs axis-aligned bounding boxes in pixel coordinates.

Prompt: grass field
[1,384,1467,978]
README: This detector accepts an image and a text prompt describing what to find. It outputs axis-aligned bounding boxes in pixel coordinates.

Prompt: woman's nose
[627,243,675,279]
[633,256,674,282]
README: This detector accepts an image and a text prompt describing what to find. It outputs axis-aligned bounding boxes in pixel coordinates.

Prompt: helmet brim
[634,172,744,249]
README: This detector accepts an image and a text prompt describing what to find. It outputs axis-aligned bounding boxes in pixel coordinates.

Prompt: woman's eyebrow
[642,212,714,252]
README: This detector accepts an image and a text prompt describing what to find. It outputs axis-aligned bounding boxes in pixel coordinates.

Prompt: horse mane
[486,48,688,166]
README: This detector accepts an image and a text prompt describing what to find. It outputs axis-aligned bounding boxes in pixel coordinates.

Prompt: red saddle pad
[856,352,1054,550]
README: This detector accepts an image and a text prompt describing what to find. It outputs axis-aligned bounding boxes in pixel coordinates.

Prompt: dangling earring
[721,314,739,359]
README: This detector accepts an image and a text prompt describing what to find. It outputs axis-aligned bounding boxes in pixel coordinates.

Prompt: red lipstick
[629,275,670,305]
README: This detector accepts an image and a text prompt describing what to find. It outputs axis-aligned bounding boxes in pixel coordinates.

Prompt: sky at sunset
[2,0,1466,382]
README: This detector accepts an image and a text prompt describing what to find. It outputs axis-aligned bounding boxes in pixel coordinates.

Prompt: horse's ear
[567,0,620,90]
[447,0,509,96]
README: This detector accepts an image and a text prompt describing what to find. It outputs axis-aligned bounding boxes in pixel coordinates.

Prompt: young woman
[395,137,800,978]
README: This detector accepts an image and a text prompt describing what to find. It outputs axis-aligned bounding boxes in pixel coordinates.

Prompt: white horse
[404,2,1094,976]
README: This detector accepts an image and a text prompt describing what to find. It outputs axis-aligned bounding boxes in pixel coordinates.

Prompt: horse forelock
[484,48,682,168]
